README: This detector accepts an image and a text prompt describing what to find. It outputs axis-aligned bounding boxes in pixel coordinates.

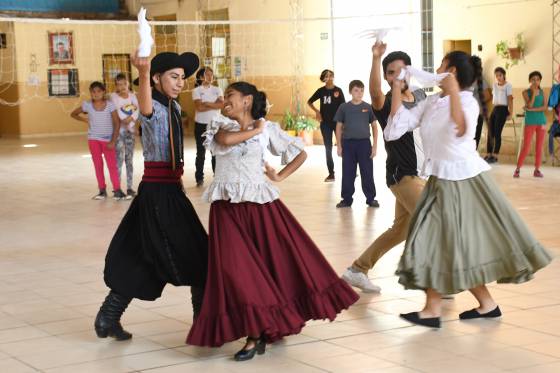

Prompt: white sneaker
[341,268,381,293]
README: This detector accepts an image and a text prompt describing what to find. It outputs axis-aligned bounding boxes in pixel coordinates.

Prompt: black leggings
[474,114,484,150]
[487,106,509,154]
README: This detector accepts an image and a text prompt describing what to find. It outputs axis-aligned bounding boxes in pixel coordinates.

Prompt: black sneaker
[324,174,335,182]
[336,200,352,208]
[491,156,498,163]
[367,200,380,208]
[92,189,107,200]
[113,189,126,200]
[125,189,136,200]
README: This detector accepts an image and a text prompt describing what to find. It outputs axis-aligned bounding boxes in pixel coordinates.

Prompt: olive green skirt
[396,172,553,294]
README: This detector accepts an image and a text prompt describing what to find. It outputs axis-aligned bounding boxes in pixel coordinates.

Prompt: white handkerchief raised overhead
[355,27,400,42]
[397,67,449,89]
[137,7,154,57]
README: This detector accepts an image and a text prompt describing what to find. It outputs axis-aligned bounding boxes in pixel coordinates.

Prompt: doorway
[443,39,472,55]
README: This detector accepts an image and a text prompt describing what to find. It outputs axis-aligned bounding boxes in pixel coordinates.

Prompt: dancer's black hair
[227,81,268,119]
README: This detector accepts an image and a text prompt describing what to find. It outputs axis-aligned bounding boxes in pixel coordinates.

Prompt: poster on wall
[48,32,74,65]
[48,69,79,97]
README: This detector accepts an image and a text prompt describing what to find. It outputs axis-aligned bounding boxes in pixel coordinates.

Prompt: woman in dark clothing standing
[308,69,346,182]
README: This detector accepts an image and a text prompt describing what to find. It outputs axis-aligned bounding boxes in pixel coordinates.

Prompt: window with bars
[421,0,433,73]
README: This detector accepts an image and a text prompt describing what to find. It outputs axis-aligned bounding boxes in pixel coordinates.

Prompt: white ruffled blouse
[203,114,305,203]
[384,91,490,181]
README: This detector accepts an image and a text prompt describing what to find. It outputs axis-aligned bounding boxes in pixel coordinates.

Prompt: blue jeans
[549,120,560,154]
[341,138,376,204]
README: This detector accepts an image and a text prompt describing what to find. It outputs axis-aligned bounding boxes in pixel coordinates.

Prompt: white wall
[331,0,421,101]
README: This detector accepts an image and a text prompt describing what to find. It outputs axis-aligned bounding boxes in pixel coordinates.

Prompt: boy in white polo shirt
[192,67,224,186]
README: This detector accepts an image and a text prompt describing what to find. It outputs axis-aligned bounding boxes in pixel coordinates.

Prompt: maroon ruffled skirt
[186,199,358,347]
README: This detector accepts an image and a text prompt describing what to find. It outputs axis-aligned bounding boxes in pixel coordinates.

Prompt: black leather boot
[191,286,204,320]
[94,290,133,341]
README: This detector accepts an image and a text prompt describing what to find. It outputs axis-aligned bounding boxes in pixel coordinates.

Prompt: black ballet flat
[234,337,266,361]
[400,312,441,328]
[459,306,502,320]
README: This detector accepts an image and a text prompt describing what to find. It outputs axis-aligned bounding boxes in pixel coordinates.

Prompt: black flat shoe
[459,306,502,320]
[400,312,441,328]
[234,337,266,361]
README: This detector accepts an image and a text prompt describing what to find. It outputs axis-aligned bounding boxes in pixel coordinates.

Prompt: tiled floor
[0,135,558,373]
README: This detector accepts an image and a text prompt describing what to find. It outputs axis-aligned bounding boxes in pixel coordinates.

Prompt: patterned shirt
[81,100,116,141]
[140,99,182,162]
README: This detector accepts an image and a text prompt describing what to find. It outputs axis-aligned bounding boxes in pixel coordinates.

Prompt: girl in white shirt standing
[385,51,551,328]
[110,73,139,199]
[192,67,224,186]
[485,67,513,163]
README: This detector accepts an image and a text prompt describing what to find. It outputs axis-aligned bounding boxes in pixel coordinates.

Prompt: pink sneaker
[533,169,544,178]
[513,169,520,178]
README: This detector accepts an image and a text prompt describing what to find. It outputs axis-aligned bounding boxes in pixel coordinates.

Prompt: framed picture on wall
[48,69,79,97]
[48,32,74,65]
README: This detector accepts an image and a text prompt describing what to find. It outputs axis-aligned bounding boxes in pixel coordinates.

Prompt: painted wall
[3,21,141,136]
[432,0,553,116]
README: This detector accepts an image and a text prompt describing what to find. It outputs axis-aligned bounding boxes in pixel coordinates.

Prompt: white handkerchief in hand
[355,27,400,42]
[398,67,449,89]
[137,7,154,57]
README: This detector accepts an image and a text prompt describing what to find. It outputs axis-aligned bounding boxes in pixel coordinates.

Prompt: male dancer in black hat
[94,50,208,341]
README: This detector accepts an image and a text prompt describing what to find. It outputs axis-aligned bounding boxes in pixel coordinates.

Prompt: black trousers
[487,106,509,154]
[474,114,484,149]
[320,121,335,175]
[195,122,216,182]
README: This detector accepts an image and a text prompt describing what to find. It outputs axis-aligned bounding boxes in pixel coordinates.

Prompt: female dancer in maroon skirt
[186,82,358,361]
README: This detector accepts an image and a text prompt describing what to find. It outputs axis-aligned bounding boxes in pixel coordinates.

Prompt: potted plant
[294,115,317,146]
[282,110,297,137]
[496,33,526,69]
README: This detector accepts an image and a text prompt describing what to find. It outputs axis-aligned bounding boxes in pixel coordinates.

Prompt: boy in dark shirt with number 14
[307,69,346,182]
[334,79,379,208]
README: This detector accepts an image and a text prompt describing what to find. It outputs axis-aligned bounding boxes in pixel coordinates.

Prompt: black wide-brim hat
[133,52,199,86]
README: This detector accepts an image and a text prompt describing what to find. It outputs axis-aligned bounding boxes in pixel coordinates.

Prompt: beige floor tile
[34,317,93,335]
[408,356,505,373]
[485,327,559,347]
[117,349,195,370]
[138,358,235,372]
[1,137,559,372]
[271,340,355,361]
[15,347,101,370]
[464,346,559,370]
[43,358,135,373]
[509,361,560,373]
[523,340,560,358]
[124,319,189,337]
[0,358,38,373]
[306,352,396,372]
[366,343,460,366]
[0,326,50,344]
[328,331,407,352]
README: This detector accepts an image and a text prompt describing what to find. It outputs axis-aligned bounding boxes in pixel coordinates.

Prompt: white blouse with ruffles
[203,114,305,203]
[384,91,490,181]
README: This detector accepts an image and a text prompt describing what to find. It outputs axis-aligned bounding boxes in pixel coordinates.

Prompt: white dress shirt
[384,91,491,181]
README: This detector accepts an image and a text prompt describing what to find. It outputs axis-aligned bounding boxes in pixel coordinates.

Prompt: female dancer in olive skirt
[186,81,359,360]
[384,51,552,328]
